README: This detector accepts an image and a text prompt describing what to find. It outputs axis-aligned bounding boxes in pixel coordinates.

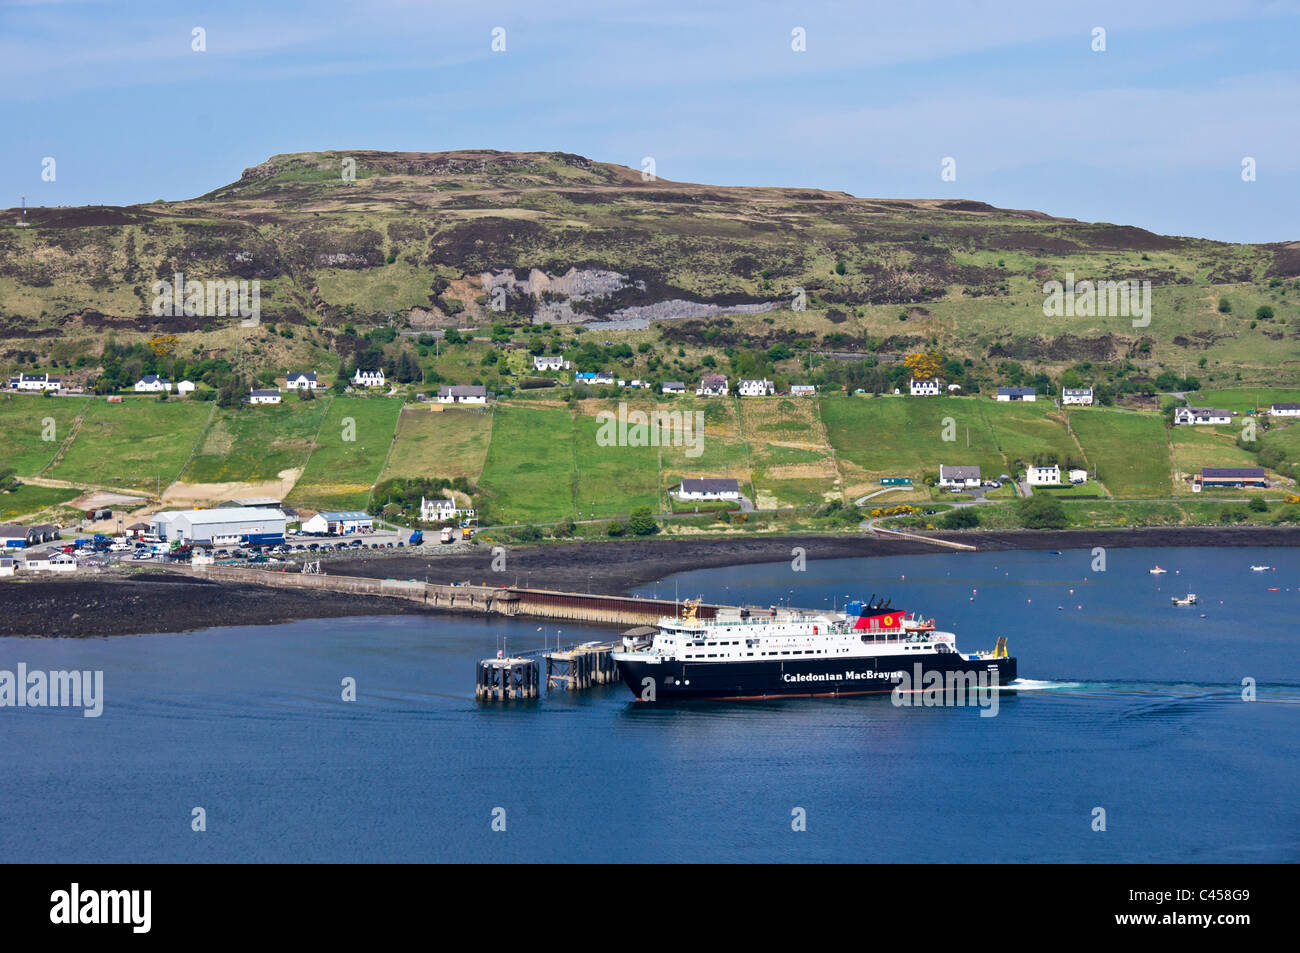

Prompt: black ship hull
[615,652,1017,702]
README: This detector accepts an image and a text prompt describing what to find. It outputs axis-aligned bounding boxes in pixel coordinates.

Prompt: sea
[1,545,1297,863]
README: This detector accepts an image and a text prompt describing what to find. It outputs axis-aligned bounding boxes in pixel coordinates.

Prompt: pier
[181,564,719,626]
[475,656,540,700]
[544,641,620,692]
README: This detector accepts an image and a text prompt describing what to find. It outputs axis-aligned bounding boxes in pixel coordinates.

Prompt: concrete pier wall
[181,566,710,627]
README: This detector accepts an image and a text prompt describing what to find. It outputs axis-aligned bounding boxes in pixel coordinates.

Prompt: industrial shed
[149,507,287,544]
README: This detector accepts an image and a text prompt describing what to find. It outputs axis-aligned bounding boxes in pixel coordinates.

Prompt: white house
[352,368,386,388]
[23,551,77,573]
[286,371,320,390]
[436,384,487,405]
[249,388,282,405]
[13,373,61,392]
[696,375,728,397]
[938,465,981,489]
[661,381,686,395]
[0,556,14,577]
[1068,468,1088,484]
[574,371,616,386]
[176,380,196,395]
[791,384,816,396]
[419,496,474,523]
[301,511,373,535]
[420,497,457,522]
[134,374,172,392]
[673,478,740,501]
[738,379,774,397]
[996,387,1036,402]
[1062,388,1094,406]
[909,378,941,396]
[1174,407,1232,426]
[532,355,570,372]
[1269,403,1300,418]
[1026,464,1061,486]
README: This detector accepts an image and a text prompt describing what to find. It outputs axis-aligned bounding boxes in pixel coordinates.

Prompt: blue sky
[2,0,1298,242]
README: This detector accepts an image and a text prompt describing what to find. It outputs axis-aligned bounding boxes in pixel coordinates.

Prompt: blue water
[1,545,1297,862]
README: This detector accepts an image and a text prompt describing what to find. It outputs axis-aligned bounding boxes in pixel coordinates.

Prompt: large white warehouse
[150,507,287,544]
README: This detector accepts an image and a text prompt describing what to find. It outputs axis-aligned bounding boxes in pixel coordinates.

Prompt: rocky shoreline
[2,526,1297,638]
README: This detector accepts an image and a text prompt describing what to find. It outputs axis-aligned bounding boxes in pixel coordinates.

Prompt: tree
[1218,297,1232,314]
[147,334,179,359]
[942,508,980,529]
[903,351,944,381]
[1018,494,1067,529]
[628,506,658,536]
[606,520,626,537]
[1256,305,1275,320]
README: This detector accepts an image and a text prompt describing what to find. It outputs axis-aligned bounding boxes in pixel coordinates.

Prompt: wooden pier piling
[475,657,540,701]
[544,641,620,692]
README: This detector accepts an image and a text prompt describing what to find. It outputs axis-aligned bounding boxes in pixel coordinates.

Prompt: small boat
[1250,565,1272,572]
[1171,593,1197,606]
[1149,566,1167,575]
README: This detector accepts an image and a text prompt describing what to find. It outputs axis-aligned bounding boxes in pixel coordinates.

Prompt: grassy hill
[2,149,1298,402]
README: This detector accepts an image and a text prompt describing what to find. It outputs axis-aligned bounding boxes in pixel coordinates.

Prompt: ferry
[611,597,1017,702]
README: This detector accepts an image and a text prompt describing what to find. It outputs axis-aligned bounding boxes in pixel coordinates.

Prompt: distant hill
[1,149,1298,386]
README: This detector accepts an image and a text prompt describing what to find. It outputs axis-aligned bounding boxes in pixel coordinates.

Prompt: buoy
[1068,588,1074,594]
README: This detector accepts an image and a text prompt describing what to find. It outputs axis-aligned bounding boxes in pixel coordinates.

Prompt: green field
[0,395,91,476]
[477,404,578,523]
[572,412,661,519]
[984,402,1079,469]
[1069,409,1171,497]
[1261,420,1300,462]
[287,397,403,510]
[1186,389,1300,414]
[1169,425,1259,481]
[50,398,212,490]
[0,484,80,521]
[379,405,493,483]
[821,395,1006,479]
[3,390,1297,529]
[182,399,330,483]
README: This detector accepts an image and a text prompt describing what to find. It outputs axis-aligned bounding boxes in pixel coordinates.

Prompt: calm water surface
[1,546,1297,862]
